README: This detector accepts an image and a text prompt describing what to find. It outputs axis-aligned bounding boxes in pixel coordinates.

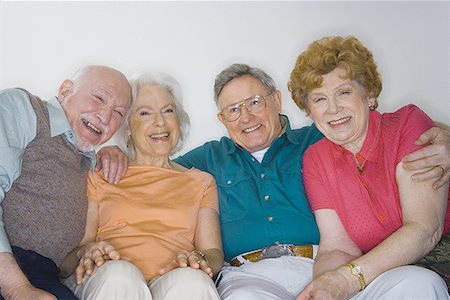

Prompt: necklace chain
[355,119,382,173]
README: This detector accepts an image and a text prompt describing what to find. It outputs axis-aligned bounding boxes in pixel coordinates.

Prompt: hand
[95,146,128,184]
[296,270,356,300]
[159,250,213,278]
[75,241,121,284]
[5,283,56,300]
[402,127,450,189]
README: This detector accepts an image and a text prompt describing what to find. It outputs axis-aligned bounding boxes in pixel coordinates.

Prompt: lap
[149,267,220,300]
[217,256,313,300]
[352,265,449,300]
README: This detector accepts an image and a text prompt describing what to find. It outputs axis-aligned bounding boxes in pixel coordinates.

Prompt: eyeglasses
[219,93,274,122]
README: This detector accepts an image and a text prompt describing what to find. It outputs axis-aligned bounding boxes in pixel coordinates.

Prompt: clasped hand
[75,241,121,284]
[159,249,213,278]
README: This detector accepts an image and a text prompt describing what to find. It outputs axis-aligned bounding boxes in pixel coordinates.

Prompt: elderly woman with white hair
[60,72,223,300]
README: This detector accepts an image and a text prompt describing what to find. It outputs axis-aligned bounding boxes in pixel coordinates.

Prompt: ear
[57,79,74,103]
[217,111,226,125]
[273,90,282,113]
[368,96,376,108]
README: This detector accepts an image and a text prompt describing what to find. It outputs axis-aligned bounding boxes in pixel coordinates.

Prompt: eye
[228,106,240,114]
[163,107,174,114]
[314,97,326,103]
[248,98,262,107]
[139,111,150,116]
[339,89,351,96]
[114,110,124,117]
[94,95,105,103]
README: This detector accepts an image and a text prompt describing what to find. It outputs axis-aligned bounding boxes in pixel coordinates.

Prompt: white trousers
[63,260,220,300]
[217,256,449,300]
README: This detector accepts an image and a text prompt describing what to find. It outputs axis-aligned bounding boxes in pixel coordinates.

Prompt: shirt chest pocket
[217,170,255,223]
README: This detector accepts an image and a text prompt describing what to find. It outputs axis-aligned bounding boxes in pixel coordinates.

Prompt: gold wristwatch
[346,263,366,291]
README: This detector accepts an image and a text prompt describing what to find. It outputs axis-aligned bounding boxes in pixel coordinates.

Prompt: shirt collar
[46,96,72,137]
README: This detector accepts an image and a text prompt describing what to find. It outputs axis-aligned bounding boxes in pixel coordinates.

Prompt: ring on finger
[438,165,445,174]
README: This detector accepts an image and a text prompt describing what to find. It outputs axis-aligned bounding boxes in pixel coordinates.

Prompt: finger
[410,166,444,182]
[402,149,437,167]
[114,154,127,184]
[83,257,95,276]
[108,154,119,184]
[414,128,437,146]
[403,155,441,171]
[199,260,212,276]
[94,153,102,172]
[75,261,86,285]
[176,252,189,267]
[101,155,111,181]
[433,173,450,190]
[103,243,121,260]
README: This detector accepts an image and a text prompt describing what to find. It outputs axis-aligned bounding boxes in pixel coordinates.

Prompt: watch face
[353,265,362,275]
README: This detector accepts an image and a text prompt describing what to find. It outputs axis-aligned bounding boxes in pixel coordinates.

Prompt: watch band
[346,263,366,291]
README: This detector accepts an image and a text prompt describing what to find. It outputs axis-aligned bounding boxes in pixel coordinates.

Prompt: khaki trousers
[63,260,220,300]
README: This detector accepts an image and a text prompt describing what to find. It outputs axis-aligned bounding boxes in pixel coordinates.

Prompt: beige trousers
[63,260,220,300]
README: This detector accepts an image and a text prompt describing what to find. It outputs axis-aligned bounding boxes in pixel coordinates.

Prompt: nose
[239,104,253,123]
[327,98,339,114]
[97,107,112,124]
[153,113,165,127]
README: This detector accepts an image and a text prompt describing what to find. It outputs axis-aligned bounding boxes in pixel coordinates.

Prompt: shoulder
[382,104,433,127]
[0,88,34,111]
[289,123,324,146]
[187,167,217,185]
[0,88,37,141]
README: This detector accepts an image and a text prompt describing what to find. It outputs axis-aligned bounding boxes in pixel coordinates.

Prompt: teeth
[150,133,169,138]
[244,125,261,133]
[83,120,101,134]
[329,117,351,125]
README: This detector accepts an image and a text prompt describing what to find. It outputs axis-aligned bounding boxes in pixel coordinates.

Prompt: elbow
[415,222,444,257]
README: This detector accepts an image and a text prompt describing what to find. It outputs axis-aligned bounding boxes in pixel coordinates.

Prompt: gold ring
[438,165,445,174]
[196,260,201,264]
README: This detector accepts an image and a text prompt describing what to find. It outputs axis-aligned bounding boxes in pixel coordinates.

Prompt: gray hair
[213,63,277,106]
[125,72,190,158]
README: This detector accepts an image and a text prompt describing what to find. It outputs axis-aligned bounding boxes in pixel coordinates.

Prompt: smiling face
[128,84,180,163]
[58,66,131,152]
[217,75,282,153]
[308,67,376,153]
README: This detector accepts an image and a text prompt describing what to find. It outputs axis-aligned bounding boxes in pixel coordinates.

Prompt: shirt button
[264,195,270,201]
[268,216,273,222]
[227,180,232,185]
[260,173,265,179]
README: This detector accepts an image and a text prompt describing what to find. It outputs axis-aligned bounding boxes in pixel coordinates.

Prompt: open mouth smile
[82,119,102,134]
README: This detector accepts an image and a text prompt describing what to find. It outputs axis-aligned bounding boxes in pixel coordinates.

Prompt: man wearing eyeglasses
[98,63,450,299]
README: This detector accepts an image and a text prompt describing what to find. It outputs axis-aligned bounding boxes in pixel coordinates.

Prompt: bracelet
[193,250,208,262]
[346,263,366,291]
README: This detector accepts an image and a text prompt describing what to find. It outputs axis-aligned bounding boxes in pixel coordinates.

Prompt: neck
[131,154,172,169]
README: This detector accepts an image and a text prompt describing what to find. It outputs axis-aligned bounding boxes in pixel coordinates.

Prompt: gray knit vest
[3,89,89,266]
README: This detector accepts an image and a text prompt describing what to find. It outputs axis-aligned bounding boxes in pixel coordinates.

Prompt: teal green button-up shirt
[175,115,324,261]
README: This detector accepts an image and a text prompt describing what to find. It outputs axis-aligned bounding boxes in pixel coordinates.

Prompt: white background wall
[1,1,449,155]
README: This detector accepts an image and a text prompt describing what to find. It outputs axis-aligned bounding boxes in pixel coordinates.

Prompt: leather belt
[230,244,314,267]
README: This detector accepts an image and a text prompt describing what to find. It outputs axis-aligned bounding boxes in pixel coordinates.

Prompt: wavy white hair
[122,72,190,159]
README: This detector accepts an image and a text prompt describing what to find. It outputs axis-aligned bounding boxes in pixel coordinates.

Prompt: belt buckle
[261,244,293,259]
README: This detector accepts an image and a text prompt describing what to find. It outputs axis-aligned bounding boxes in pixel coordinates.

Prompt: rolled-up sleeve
[0,89,37,252]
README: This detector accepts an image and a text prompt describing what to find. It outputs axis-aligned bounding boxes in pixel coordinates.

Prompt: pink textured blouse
[303,105,450,253]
